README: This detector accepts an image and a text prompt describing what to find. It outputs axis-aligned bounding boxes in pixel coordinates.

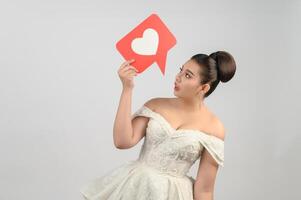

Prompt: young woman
[80,51,236,200]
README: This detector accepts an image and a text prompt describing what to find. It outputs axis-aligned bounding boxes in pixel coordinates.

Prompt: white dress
[80,105,224,200]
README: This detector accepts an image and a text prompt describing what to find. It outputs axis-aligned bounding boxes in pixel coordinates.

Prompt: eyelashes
[179,67,191,78]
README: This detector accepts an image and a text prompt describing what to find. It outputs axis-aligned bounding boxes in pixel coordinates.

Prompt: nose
[175,74,181,83]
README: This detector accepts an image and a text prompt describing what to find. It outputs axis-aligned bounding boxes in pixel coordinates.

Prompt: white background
[0,0,300,199]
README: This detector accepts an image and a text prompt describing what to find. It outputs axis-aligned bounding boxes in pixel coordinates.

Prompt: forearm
[194,191,213,200]
[194,183,214,200]
[113,87,134,148]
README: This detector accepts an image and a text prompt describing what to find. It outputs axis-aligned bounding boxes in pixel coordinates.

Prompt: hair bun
[209,52,220,79]
[209,51,236,83]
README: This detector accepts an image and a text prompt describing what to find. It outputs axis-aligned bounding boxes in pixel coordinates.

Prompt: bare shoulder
[143,97,171,111]
[210,115,226,141]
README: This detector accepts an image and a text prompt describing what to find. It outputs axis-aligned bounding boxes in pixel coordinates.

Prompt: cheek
[182,81,197,92]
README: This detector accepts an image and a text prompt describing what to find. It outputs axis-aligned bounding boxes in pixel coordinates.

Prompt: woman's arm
[113,87,134,148]
[193,149,219,200]
[193,122,225,200]
[113,59,138,148]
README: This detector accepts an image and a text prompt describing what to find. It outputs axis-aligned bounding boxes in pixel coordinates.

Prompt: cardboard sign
[116,13,177,75]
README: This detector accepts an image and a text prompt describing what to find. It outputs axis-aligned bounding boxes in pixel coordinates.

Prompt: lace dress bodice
[132,105,224,177]
[80,105,225,200]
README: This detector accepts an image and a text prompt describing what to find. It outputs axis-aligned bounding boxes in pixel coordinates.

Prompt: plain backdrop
[0,0,300,199]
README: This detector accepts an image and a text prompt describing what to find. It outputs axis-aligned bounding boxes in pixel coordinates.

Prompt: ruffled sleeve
[199,137,224,167]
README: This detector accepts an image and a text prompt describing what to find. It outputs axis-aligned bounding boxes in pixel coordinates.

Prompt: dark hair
[191,51,236,98]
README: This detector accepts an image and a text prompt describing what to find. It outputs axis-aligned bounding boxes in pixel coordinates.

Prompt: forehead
[183,59,201,75]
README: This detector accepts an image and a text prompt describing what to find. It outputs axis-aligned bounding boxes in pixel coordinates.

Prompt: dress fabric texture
[80,105,224,200]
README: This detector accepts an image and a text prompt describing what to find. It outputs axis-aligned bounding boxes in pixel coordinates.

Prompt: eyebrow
[182,65,195,76]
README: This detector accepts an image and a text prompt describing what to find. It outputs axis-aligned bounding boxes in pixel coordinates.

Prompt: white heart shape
[131,28,159,55]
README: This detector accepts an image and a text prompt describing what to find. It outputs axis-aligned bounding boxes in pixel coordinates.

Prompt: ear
[203,83,211,94]
[197,83,210,95]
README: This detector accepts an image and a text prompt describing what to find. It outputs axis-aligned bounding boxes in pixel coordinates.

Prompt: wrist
[122,87,133,93]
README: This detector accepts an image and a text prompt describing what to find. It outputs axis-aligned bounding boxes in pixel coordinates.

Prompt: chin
[173,91,181,97]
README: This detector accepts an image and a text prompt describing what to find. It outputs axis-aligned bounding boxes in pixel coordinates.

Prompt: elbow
[114,141,122,149]
[113,140,125,149]
[114,143,128,149]
[113,130,134,149]
[113,139,132,149]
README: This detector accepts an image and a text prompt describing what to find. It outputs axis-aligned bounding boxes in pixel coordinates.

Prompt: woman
[80,51,236,200]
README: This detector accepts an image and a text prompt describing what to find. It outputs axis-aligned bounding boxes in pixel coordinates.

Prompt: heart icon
[116,13,177,75]
[131,28,159,56]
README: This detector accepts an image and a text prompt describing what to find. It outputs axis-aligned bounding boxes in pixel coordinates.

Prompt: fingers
[118,59,138,78]
[122,72,136,80]
[123,66,138,73]
[120,63,138,74]
[120,59,135,69]
[124,68,138,76]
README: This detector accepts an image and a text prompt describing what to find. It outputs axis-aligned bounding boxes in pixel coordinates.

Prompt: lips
[174,82,180,90]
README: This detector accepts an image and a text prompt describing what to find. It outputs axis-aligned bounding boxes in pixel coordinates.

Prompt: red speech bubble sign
[116,13,177,75]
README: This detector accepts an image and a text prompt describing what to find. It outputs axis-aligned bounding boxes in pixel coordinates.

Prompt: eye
[179,67,191,78]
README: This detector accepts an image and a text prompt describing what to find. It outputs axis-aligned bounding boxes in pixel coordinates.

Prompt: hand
[117,59,138,89]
